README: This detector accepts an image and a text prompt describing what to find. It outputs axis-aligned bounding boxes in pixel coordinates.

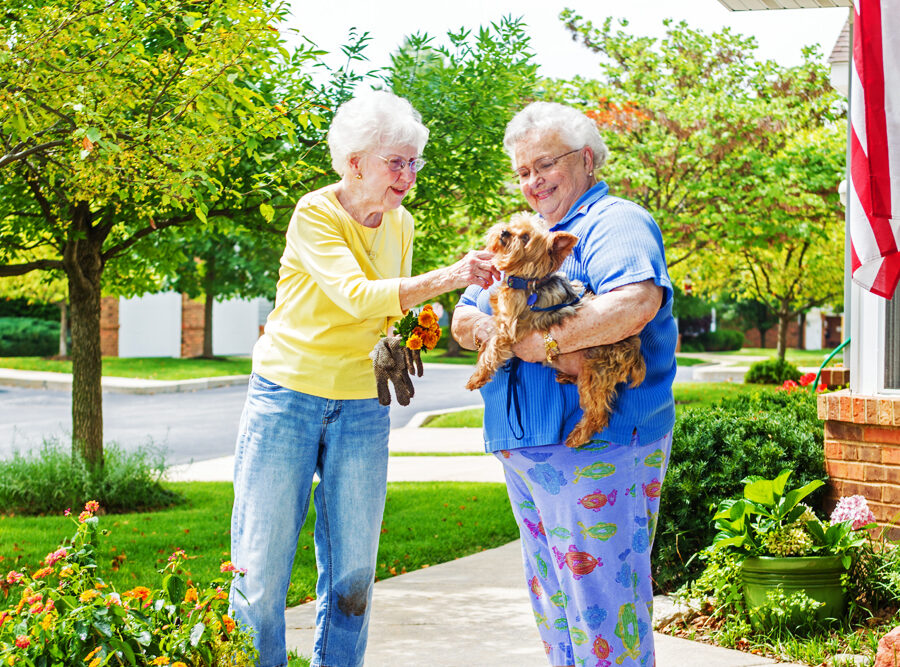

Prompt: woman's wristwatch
[543,331,560,364]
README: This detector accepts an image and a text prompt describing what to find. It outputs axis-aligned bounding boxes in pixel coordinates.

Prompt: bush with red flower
[778,371,826,394]
[0,501,256,665]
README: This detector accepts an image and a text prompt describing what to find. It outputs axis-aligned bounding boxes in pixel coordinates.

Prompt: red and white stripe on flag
[849,0,900,299]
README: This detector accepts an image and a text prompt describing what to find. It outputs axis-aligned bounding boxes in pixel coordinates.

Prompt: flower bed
[0,502,256,665]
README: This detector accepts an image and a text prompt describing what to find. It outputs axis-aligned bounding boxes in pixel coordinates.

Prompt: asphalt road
[0,364,482,466]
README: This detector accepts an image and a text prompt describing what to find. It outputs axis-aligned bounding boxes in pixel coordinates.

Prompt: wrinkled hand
[449,250,500,290]
[370,337,415,406]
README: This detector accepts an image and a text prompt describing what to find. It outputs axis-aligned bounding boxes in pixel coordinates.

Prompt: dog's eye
[499,230,511,245]
[520,233,530,245]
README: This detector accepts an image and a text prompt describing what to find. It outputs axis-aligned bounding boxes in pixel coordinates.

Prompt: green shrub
[697,329,745,351]
[744,358,802,385]
[0,441,183,516]
[0,316,59,356]
[0,297,58,321]
[653,390,825,591]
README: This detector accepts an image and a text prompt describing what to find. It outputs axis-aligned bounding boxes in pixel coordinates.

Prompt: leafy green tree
[703,127,845,360]
[549,13,842,273]
[387,17,538,353]
[0,0,319,466]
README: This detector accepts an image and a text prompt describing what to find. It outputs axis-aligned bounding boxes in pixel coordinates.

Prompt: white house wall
[212,298,260,356]
[805,308,824,351]
[118,292,182,358]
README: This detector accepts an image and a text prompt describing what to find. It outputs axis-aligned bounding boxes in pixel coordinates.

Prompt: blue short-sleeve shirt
[458,182,677,452]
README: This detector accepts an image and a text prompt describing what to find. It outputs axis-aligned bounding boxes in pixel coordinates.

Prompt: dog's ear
[549,232,579,265]
[485,224,509,253]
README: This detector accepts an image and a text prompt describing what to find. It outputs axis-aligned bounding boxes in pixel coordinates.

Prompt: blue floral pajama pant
[495,431,672,667]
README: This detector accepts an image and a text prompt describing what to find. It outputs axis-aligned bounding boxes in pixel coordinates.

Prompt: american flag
[849,0,900,298]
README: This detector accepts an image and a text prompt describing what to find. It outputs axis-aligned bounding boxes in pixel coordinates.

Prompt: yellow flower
[88,659,101,667]
[173,663,188,667]
[84,647,101,662]
[406,333,423,350]
[151,658,170,666]
[79,590,100,603]
[184,587,198,604]
[40,613,55,631]
[59,567,73,578]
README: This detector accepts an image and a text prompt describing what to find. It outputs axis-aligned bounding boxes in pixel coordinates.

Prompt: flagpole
[843,6,854,388]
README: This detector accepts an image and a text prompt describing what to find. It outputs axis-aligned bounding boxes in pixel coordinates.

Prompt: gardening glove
[370,337,415,406]
[404,345,424,378]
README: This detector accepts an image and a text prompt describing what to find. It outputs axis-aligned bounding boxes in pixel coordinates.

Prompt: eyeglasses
[370,153,427,174]
[514,148,583,181]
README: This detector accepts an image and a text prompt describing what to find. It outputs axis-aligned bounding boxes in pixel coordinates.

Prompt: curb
[0,370,250,395]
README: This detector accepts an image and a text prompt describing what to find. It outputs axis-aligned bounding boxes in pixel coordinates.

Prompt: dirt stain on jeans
[336,570,372,617]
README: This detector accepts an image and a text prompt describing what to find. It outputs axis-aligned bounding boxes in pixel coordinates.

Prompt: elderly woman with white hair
[229,90,497,667]
[453,101,677,667]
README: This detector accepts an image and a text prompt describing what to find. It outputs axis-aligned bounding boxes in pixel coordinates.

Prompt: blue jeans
[230,374,390,667]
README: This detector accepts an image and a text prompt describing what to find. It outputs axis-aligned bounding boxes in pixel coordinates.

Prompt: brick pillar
[181,294,205,358]
[100,297,119,357]
[819,390,900,538]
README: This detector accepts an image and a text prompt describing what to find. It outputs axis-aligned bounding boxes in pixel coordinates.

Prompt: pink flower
[64,508,71,517]
[44,548,68,567]
[84,500,100,513]
[79,510,93,523]
[15,635,30,648]
[831,494,877,530]
[798,372,816,387]
[220,561,246,575]
[5,571,24,585]
[168,548,186,562]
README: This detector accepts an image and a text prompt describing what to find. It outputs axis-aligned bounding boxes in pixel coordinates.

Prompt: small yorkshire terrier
[465,213,646,448]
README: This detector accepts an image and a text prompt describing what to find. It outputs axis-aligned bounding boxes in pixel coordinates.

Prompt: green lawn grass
[0,356,253,379]
[423,381,771,427]
[715,347,843,366]
[0,348,826,378]
[0,481,517,609]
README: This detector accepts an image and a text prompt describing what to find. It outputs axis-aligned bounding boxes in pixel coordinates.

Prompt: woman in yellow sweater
[229,90,497,667]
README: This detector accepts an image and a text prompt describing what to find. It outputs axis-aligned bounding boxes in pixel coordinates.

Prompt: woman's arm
[399,251,499,312]
[451,304,497,351]
[512,279,663,364]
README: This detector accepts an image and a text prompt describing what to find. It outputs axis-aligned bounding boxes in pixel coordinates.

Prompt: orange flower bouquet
[394,304,442,354]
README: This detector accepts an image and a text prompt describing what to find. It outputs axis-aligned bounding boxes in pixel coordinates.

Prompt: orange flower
[417,308,438,328]
[83,500,100,513]
[422,329,440,350]
[15,635,29,648]
[222,614,236,633]
[151,658,170,666]
[406,333,423,350]
[32,567,53,580]
[124,586,151,601]
[184,587,198,604]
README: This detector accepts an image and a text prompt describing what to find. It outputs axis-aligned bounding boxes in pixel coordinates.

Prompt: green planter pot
[741,555,847,630]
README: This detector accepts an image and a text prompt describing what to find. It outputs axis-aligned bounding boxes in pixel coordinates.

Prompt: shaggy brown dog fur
[465,213,646,448]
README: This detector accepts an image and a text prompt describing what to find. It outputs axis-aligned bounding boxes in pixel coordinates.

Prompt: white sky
[285,1,850,79]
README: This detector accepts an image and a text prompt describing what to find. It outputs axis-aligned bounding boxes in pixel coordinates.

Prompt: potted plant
[710,469,872,630]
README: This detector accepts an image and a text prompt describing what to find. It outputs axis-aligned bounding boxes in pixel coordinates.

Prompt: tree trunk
[64,202,105,469]
[57,301,68,357]
[202,254,215,358]
[776,311,790,362]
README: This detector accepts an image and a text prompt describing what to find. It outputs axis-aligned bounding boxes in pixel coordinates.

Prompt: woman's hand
[447,250,500,290]
[398,250,499,311]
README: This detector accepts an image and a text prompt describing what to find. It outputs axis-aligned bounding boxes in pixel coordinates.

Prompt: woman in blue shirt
[453,102,677,667]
